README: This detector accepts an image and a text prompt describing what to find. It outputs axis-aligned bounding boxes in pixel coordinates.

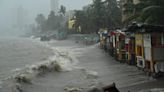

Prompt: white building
[12,6,29,29]
[50,0,59,13]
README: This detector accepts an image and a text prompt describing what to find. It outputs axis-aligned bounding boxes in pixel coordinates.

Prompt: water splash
[0,38,81,91]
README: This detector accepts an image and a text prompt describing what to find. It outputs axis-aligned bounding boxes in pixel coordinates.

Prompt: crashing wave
[0,39,80,92]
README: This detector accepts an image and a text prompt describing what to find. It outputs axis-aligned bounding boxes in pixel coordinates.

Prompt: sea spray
[50,47,80,71]
[0,38,84,91]
[85,70,99,79]
[80,69,99,79]
[11,42,79,84]
[31,38,80,71]
[8,59,63,92]
[14,74,32,84]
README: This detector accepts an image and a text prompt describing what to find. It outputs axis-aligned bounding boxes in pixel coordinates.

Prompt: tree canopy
[124,0,164,25]
[73,0,122,33]
[35,5,67,33]
[59,5,66,16]
[35,14,46,26]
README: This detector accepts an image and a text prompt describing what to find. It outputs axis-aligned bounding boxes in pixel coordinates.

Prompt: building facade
[16,6,28,28]
[125,23,164,73]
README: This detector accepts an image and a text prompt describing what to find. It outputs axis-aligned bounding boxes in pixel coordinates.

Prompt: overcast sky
[0,0,92,29]
[0,0,92,16]
[60,0,92,10]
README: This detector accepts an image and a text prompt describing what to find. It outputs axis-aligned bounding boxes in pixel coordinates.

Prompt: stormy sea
[0,37,164,92]
[0,37,83,92]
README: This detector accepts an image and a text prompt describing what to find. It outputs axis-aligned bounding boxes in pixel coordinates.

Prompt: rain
[0,0,164,92]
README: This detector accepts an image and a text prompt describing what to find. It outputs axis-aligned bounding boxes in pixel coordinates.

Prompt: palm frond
[123,13,140,23]
[140,6,164,24]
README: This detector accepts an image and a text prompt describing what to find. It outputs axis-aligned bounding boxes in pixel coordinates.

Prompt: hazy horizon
[0,0,92,36]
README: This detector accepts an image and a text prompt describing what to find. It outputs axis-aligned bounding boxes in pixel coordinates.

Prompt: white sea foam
[11,38,79,77]
[11,68,22,72]
[0,38,82,91]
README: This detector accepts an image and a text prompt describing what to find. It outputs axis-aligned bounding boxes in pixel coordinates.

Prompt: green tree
[139,0,164,24]
[35,14,46,26]
[122,0,136,24]
[73,0,122,33]
[104,0,122,28]
[59,5,66,16]
[91,0,106,31]
[74,10,94,34]
[47,11,58,30]
[125,0,164,25]
[35,14,47,31]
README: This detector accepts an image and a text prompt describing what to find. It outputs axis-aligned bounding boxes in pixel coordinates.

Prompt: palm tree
[104,0,122,28]
[125,0,164,25]
[139,0,164,25]
[59,5,66,16]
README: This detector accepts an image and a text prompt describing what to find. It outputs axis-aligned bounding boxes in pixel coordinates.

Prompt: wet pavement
[17,40,164,92]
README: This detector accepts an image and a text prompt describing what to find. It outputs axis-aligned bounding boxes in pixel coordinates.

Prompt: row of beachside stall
[99,28,127,62]
[99,23,164,75]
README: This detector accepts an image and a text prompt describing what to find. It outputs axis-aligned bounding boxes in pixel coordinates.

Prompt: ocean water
[0,37,82,91]
[0,37,161,92]
[0,37,54,81]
